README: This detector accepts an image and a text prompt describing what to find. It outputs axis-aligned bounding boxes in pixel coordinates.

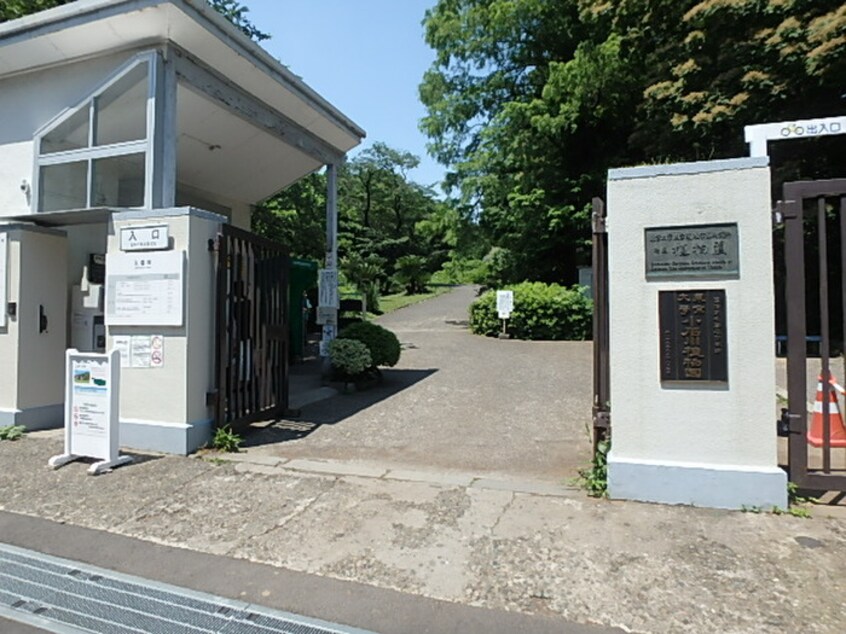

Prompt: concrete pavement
[2,287,846,633]
[2,433,846,633]
[248,285,593,482]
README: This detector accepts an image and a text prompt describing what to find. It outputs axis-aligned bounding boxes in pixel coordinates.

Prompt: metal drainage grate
[0,543,376,634]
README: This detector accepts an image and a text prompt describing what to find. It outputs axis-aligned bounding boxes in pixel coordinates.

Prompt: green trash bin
[289,258,318,359]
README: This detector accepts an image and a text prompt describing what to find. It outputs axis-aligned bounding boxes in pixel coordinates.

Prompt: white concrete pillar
[606,157,787,510]
[107,207,224,454]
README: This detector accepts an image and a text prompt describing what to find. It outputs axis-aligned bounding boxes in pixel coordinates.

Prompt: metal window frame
[32,50,160,212]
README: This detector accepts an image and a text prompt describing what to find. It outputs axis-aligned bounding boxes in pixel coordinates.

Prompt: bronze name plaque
[645,223,739,279]
[659,290,727,383]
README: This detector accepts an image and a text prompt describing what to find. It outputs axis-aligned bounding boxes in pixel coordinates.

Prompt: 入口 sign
[120,225,169,251]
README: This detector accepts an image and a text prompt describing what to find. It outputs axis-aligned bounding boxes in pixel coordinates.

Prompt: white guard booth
[0,0,364,454]
[605,157,787,510]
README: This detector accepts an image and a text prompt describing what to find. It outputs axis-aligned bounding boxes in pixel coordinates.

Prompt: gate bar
[818,197,831,473]
[785,196,808,482]
[591,197,610,449]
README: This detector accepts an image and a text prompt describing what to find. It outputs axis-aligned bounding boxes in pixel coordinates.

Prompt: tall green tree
[420,0,846,284]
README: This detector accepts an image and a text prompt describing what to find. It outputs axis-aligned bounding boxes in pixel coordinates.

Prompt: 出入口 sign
[659,290,727,383]
[645,223,739,280]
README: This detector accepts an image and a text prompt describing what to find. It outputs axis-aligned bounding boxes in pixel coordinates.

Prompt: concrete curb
[211,453,581,498]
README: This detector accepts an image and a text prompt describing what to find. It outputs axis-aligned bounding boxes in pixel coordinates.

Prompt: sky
[246,0,446,190]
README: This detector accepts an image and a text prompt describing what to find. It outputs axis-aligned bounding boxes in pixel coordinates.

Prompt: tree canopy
[420,0,846,284]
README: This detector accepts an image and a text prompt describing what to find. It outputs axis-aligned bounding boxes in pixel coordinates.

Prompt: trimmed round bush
[469,282,592,340]
[329,338,372,377]
[338,321,401,367]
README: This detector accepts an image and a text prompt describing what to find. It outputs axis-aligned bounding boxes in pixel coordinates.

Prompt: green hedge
[469,282,592,340]
[338,321,401,367]
[329,338,372,377]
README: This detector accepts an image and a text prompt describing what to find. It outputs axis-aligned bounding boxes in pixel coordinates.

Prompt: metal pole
[326,163,338,268]
[321,163,339,362]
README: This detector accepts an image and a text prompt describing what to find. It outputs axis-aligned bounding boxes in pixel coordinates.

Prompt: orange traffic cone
[808,373,846,448]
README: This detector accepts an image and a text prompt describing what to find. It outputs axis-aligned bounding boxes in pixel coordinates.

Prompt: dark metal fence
[592,197,610,451]
[214,224,290,432]
[782,178,846,491]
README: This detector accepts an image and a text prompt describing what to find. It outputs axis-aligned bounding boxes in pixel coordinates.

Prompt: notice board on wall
[105,251,184,326]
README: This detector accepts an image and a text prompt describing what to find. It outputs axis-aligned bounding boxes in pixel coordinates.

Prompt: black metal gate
[213,224,290,432]
[592,197,610,451]
[781,178,846,491]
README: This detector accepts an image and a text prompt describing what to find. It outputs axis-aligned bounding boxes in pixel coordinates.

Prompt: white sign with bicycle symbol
[745,115,846,157]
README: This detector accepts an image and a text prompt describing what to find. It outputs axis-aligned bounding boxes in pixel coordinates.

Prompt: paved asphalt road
[0,511,620,634]
[253,285,593,481]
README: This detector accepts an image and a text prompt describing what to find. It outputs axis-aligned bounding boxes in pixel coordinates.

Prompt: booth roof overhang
[0,0,366,205]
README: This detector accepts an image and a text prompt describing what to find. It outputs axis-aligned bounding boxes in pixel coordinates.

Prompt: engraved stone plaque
[645,223,739,279]
[659,290,727,383]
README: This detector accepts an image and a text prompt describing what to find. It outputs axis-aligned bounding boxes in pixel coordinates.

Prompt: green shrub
[0,424,26,441]
[212,425,242,453]
[476,247,517,288]
[469,282,592,340]
[394,255,430,294]
[338,321,401,367]
[329,338,372,376]
[430,258,486,285]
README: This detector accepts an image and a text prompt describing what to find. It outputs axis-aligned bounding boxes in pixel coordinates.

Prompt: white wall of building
[0,225,67,428]
[606,157,787,510]
[0,51,139,216]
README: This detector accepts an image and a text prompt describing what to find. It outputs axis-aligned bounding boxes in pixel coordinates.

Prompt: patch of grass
[572,439,609,498]
[369,286,452,317]
[212,425,243,453]
[0,424,26,441]
[743,483,816,518]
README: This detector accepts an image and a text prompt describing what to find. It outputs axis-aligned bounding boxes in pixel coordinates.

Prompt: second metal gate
[781,178,846,491]
[213,224,290,432]
[592,197,610,451]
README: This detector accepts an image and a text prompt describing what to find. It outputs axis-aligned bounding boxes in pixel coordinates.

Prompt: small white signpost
[48,349,132,475]
[496,290,514,339]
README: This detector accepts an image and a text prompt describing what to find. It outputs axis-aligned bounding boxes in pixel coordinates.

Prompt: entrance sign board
[48,350,131,475]
[0,233,6,328]
[659,290,727,383]
[745,115,846,156]
[318,268,339,308]
[120,225,169,251]
[645,223,739,280]
[316,306,337,325]
[105,251,184,326]
[497,290,514,319]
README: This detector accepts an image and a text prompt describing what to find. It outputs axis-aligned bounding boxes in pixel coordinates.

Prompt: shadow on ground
[243,367,438,448]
